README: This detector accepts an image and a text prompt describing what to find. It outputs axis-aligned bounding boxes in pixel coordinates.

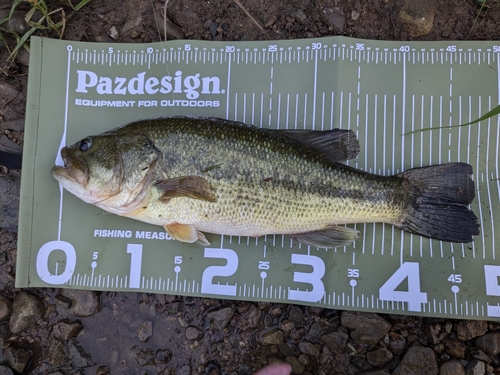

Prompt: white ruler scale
[17,36,500,320]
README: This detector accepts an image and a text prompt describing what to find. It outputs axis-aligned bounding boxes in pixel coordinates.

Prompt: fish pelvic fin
[290,226,360,248]
[164,223,211,246]
[279,128,360,163]
[157,176,217,203]
[397,162,479,243]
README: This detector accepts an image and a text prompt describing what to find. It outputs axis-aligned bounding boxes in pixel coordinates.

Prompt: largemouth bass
[52,116,479,247]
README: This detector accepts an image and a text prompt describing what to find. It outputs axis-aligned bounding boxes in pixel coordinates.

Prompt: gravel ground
[1,0,500,374]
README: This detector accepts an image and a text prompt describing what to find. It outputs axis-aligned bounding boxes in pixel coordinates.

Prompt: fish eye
[79,137,92,152]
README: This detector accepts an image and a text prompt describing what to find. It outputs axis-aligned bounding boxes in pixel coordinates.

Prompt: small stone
[0,295,12,321]
[53,320,83,340]
[474,332,500,356]
[207,307,233,330]
[306,321,326,339]
[269,306,283,317]
[433,343,444,354]
[4,347,31,373]
[246,305,262,328]
[155,349,172,365]
[177,364,191,375]
[424,324,442,345]
[262,328,284,345]
[130,345,155,367]
[445,321,453,333]
[470,347,491,363]
[0,365,14,375]
[388,332,406,356]
[439,359,466,375]
[96,365,110,375]
[47,339,65,367]
[443,337,466,358]
[9,291,44,333]
[321,7,345,33]
[121,15,143,35]
[138,321,153,342]
[298,354,309,366]
[8,11,28,34]
[0,82,19,102]
[457,321,488,341]
[298,341,319,356]
[321,331,348,351]
[55,295,72,309]
[351,10,360,21]
[107,26,119,40]
[392,345,438,375]
[237,302,252,314]
[14,48,29,66]
[290,10,307,25]
[288,306,304,324]
[465,359,485,375]
[68,339,95,368]
[341,312,391,345]
[203,19,212,29]
[59,290,100,317]
[209,22,218,38]
[185,326,204,341]
[366,347,393,367]
[285,356,305,374]
[279,342,297,356]
[399,0,436,37]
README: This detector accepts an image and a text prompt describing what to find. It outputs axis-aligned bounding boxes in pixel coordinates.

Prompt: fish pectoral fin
[290,226,360,248]
[164,224,211,246]
[157,176,217,203]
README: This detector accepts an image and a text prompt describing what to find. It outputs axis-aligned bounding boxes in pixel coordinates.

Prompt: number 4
[379,262,428,312]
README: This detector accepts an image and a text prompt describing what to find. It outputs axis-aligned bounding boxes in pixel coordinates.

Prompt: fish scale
[88,117,410,237]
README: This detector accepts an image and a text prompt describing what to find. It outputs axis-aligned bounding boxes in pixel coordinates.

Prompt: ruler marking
[485,98,495,260]
[474,98,486,259]
[260,93,264,127]
[312,49,318,129]
[392,95,396,174]
[225,54,232,119]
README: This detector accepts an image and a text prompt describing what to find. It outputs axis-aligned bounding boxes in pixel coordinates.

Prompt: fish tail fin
[397,162,479,243]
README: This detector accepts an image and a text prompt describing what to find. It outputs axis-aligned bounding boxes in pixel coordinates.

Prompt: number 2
[201,248,238,296]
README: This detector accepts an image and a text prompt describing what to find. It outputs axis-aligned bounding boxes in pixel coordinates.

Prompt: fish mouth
[51,148,89,186]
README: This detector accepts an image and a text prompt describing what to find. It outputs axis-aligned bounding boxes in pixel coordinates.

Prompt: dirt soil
[1,0,500,374]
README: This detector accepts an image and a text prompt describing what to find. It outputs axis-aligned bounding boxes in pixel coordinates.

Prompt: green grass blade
[0,15,8,27]
[7,22,40,61]
[405,104,500,135]
[74,0,92,12]
[9,0,22,20]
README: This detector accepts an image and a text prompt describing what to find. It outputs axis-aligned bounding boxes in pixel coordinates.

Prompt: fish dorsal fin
[279,129,360,163]
[164,224,211,245]
[156,176,217,203]
[290,226,360,248]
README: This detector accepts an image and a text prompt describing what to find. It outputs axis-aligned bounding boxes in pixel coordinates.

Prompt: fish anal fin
[280,129,360,163]
[164,224,211,246]
[290,226,360,248]
[157,176,217,203]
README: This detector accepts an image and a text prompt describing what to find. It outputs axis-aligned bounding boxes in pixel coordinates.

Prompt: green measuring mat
[17,36,500,320]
